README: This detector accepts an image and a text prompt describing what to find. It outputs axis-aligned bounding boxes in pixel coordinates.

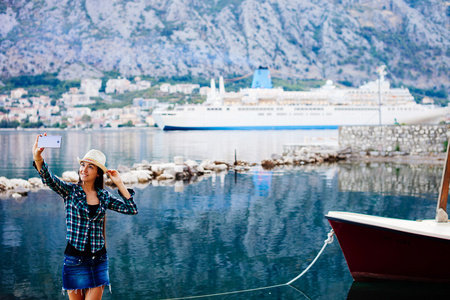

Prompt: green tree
[0,119,20,128]
[81,114,92,123]
[118,120,134,127]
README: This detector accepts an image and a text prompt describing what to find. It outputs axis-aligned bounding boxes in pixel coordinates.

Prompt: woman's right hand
[33,133,46,161]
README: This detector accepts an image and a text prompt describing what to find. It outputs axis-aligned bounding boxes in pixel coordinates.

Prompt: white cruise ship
[152,67,449,130]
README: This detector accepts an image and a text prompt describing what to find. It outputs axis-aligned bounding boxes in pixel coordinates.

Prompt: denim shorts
[62,254,110,291]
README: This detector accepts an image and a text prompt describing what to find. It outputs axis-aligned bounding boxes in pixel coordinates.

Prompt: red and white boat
[326,140,450,283]
[326,211,450,282]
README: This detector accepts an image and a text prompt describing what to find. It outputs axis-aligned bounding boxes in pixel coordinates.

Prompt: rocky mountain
[0,0,449,96]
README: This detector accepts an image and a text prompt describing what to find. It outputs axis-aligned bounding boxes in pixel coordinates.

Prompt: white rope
[286,229,334,285]
[160,229,334,300]
[161,283,288,300]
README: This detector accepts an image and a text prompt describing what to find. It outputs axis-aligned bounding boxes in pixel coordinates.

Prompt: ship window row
[238,107,274,111]
[387,107,416,110]
[294,107,324,111]
[334,107,378,111]
[207,108,223,111]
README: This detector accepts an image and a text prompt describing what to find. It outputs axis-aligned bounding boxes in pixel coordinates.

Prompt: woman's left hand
[106,169,131,199]
[106,169,122,185]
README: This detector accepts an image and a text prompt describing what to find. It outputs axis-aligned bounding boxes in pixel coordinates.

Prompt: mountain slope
[0,0,448,95]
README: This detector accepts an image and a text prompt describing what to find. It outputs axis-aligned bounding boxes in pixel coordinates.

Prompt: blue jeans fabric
[62,254,110,290]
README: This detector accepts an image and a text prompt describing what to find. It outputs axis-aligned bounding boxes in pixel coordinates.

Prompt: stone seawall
[339,124,450,155]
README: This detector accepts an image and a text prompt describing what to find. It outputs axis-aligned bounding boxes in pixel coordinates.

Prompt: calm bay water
[0,128,338,179]
[0,129,447,299]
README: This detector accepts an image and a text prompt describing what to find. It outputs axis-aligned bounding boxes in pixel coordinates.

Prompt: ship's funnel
[211,78,216,95]
[251,67,272,89]
[219,76,225,95]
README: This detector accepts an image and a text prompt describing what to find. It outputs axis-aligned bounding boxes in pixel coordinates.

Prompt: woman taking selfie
[33,134,138,300]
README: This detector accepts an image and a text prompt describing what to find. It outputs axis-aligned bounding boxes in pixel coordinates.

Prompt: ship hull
[163,125,339,130]
[152,105,449,130]
[326,212,450,283]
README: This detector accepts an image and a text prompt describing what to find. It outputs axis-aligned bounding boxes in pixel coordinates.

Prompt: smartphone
[38,135,62,148]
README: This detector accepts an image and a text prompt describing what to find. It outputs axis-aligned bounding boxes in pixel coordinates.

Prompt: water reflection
[252,167,273,197]
[338,162,442,196]
[1,129,445,299]
[1,161,441,299]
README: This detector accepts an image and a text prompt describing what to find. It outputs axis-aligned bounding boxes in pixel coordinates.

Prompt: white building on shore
[133,98,159,108]
[105,77,131,94]
[160,83,200,94]
[62,87,94,106]
[10,88,28,99]
[105,77,151,94]
[81,79,102,97]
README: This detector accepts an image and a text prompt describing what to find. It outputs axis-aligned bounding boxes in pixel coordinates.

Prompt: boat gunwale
[326,211,450,242]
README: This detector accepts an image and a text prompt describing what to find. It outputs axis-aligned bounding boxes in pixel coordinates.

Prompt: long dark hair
[77,166,107,243]
[78,167,105,190]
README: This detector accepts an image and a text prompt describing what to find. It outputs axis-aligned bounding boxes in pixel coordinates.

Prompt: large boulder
[156,172,175,181]
[200,160,216,170]
[119,172,138,184]
[10,178,32,190]
[213,164,228,172]
[28,177,44,188]
[0,177,13,191]
[62,171,79,182]
[130,170,152,183]
[185,159,199,168]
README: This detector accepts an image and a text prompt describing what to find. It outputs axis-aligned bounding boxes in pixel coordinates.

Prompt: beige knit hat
[77,149,108,173]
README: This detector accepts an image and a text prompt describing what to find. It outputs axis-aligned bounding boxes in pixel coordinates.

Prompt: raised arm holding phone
[32,133,138,300]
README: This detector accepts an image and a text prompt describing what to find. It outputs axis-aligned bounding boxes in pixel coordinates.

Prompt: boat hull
[326,213,450,283]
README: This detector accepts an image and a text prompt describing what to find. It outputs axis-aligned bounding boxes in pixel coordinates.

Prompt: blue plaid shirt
[36,161,138,253]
